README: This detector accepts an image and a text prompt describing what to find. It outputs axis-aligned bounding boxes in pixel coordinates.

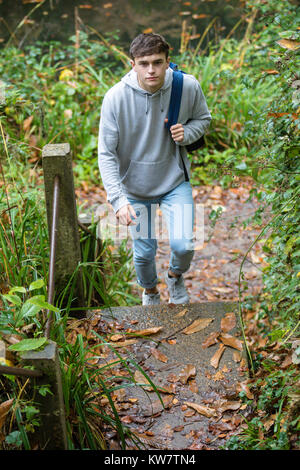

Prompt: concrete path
[97,301,249,450]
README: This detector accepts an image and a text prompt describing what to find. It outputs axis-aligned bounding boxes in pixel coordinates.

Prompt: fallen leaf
[144,395,173,416]
[108,339,137,348]
[202,331,220,348]
[184,409,195,417]
[128,326,163,337]
[0,399,13,433]
[262,69,279,75]
[232,350,242,362]
[221,312,236,332]
[184,401,217,418]
[121,415,132,424]
[134,370,153,391]
[166,373,178,383]
[150,347,168,363]
[159,383,176,394]
[213,370,225,381]
[218,400,242,413]
[189,379,199,393]
[167,338,177,345]
[179,364,196,384]
[174,425,184,432]
[23,115,33,132]
[174,308,188,318]
[110,334,124,342]
[219,333,243,351]
[276,38,300,50]
[182,318,213,335]
[210,343,225,369]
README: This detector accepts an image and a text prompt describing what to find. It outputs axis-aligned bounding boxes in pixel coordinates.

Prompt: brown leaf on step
[213,370,225,381]
[167,338,177,345]
[159,383,176,394]
[108,339,137,348]
[174,308,188,318]
[233,350,242,362]
[218,400,242,413]
[110,334,124,342]
[184,409,195,417]
[150,347,168,363]
[143,395,174,416]
[189,379,199,393]
[128,326,163,337]
[179,364,196,384]
[174,425,184,432]
[134,431,171,449]
[166,372,178,383]
[221,312,236,332]
[182,318,213,335]
[210,343,225,369]
[219,333,243,351]
[134,370,154,391]
[202,331,220,348]
[184,401,217,418]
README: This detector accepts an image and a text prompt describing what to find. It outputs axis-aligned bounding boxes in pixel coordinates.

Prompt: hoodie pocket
[121,159,181,198]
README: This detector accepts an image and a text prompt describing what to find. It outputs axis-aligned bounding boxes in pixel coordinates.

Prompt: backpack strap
[165,65,189,182]
[165,63,184,130]
[165,70,183,130]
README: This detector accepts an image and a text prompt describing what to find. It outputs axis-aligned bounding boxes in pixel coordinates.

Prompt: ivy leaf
[8,337,48,352]
[20,300,42,318]
[8,286,26,295]
[2,294,22,306]
[27,295,59,313]
[29,279,45,291]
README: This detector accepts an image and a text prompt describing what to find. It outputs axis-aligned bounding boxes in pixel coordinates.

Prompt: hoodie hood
[121,67,173,114]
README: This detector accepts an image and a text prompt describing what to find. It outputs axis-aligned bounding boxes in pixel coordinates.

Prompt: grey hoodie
[98,67,211,212]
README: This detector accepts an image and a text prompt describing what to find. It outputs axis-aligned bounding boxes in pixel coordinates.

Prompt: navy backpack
[165,62,205,153]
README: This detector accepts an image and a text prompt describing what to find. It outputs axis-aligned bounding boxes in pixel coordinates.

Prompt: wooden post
[21,340,68,450]
[42,143,85,318]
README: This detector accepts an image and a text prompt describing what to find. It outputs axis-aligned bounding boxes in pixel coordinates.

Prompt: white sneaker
[142,290,161,306]
[165,272,189,304]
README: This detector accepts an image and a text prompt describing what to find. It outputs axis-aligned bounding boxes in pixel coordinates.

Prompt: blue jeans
[127,181,194,289]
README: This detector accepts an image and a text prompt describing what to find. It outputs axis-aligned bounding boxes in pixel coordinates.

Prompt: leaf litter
[58,303,248,450]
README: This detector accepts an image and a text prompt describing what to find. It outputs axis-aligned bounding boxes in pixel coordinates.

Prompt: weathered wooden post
[42,143,85,318]
[21,340,68,450]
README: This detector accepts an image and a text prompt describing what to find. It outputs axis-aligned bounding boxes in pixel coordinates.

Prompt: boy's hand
[116,204,137,226]
[165,119,184,142]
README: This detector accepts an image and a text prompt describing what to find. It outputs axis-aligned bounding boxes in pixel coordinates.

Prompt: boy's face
[130,52,170,93]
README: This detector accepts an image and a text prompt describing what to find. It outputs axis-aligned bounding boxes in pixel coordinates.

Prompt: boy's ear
[130,59,135,69]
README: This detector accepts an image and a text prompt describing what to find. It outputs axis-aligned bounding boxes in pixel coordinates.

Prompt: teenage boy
[98,33,211,305]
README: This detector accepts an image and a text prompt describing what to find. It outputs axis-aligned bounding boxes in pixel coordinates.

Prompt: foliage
[0,0,299,450]
[224,0,300,450]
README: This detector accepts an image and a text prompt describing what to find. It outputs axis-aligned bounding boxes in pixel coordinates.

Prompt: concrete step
[97,301,249,450]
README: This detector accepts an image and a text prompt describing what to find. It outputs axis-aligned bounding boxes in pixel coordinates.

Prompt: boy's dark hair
[129,33,170,60]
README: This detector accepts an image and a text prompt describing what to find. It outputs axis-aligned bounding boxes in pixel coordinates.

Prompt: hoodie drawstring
[145,91,164,115]
[160,90,164,112]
